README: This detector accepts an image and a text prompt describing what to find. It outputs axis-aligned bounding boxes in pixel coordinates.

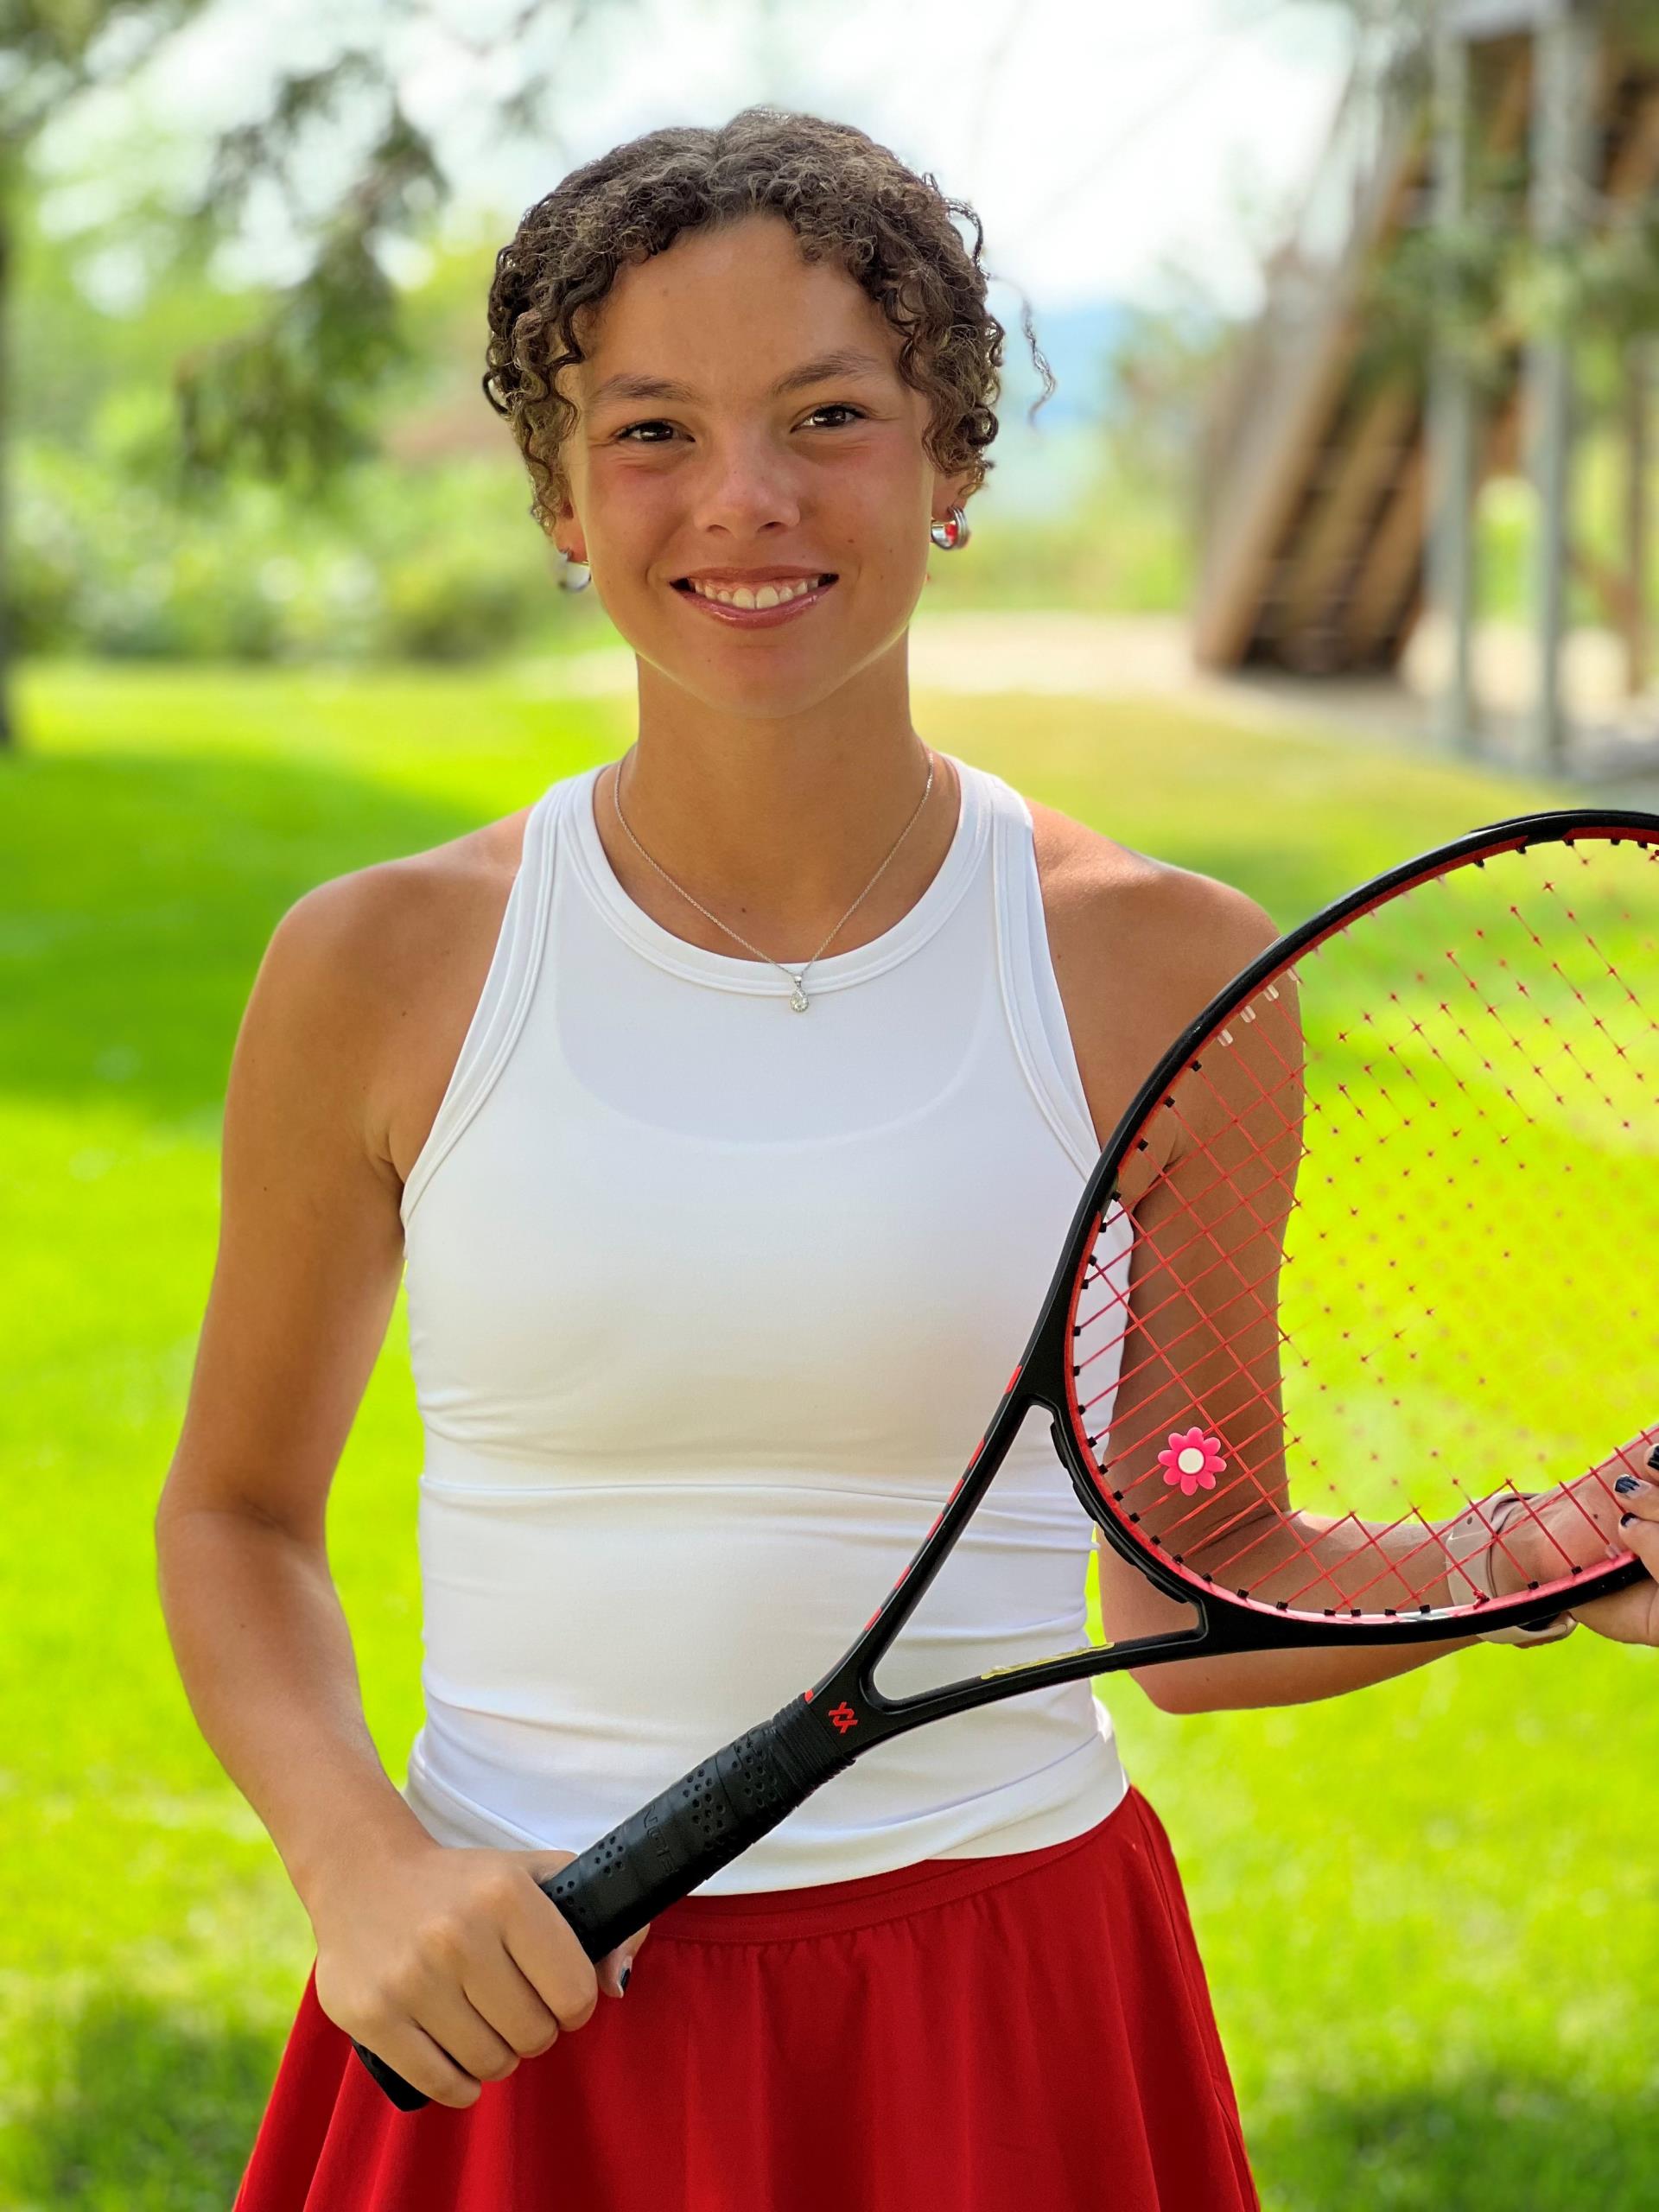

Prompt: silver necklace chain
[610,747,937,1012]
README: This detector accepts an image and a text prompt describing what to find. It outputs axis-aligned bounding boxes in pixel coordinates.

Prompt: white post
[1523,0,1598,773]
[1427,0,1478,754]
[1624,336,1650,700]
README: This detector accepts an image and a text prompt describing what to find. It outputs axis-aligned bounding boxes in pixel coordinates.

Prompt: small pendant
[789,982,810,1013]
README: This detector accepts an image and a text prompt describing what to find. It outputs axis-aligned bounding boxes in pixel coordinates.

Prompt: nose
[685,429,806,538]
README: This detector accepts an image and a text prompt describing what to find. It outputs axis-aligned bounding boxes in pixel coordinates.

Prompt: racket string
[1064,826,1659,1621]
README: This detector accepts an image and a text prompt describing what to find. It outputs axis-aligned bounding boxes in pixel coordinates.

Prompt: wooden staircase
[1192,3,1659,677]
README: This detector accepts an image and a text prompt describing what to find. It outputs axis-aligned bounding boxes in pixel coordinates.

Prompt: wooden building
[1192,0,1659,771]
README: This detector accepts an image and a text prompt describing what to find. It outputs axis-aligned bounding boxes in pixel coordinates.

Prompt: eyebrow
[586,347,892,413]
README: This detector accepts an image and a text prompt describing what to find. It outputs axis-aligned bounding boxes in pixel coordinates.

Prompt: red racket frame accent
[823,806,1659,1732]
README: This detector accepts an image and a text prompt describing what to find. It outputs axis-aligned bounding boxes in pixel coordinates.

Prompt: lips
[671,575,840,629]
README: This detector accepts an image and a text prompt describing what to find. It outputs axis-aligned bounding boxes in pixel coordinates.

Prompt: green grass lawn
[3,658,1658,2209]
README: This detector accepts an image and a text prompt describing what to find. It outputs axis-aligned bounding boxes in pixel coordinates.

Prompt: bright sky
[461,0,1357,316]
[44,0,1357,322]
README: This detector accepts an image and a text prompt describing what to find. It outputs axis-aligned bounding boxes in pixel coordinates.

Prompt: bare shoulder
[271,807,527,995]
[1027,799,1277,976]
[1024,798,1279,1173]
[257,804,532,1187]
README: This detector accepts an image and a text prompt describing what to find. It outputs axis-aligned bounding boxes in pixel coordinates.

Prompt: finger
[455,1930,565,2063]
[358,2013,490,2112]
[1572,1493,1659,1643]
[501,1873,601,2031]
[1570,1430,1659,1517]
[516,1853,645,2004]
[1549,1456,1657,1562]
[1617,1491,1659,1564]
[415,1965,537,2088]
[597,1929,648,1999]
[1571,1579,1659,1645]
[1612,1469,1659,1522]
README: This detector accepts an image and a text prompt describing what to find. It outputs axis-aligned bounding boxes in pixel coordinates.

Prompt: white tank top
[397,753,1130,1887]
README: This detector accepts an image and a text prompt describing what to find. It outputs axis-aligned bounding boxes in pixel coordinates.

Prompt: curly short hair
[481,104,1054,538]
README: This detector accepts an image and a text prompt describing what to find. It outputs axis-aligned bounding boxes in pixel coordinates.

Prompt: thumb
[518,1846,578,1896]
[515,1851,650,1998]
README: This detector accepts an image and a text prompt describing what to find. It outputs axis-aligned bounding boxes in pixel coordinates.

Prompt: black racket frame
[358,805,1657,2110]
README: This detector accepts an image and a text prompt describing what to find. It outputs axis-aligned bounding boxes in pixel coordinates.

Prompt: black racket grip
[352,1692,853,2112]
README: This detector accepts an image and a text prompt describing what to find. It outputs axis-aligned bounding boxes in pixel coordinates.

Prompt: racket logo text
[827,1702,859,1734]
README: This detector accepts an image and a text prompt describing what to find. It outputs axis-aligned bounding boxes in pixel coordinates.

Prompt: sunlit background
[5,1,1659,2204]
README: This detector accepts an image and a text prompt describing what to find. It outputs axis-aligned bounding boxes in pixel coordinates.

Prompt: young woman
[157,104,1646,2212]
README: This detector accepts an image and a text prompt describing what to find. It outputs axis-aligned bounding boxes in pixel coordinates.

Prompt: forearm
[155,1503,430,1914]
[1153,1623,1479,1713]
[1162,1504,1483,1713]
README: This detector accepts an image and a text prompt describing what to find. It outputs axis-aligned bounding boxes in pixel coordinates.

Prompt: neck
[594,659,959,963]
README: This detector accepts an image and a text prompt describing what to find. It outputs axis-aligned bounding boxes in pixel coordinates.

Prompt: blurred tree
[3,3,211,747]
[0,0,665,753]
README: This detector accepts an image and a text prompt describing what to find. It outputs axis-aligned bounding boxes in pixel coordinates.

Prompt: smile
[671,575,838,628]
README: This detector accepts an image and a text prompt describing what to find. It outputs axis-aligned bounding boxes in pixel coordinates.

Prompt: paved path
[517,610,1659,793]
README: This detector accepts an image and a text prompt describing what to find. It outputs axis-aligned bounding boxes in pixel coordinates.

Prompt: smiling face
[550,213,969,716]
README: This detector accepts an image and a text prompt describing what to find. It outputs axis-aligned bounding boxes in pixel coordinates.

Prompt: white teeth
[685,575,826,609]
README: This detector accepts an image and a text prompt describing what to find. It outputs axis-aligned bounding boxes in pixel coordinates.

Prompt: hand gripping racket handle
[353,1692,855,2111]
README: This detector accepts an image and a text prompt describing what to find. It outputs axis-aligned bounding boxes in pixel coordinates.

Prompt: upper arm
[1106,893,1309,1707]
[1102,873,1302,1548]
[1044,853,1301,1705]
[156,870,412,1548]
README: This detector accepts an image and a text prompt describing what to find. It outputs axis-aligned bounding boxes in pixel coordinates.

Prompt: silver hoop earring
[929,505,969,551]
[557,550,592,593]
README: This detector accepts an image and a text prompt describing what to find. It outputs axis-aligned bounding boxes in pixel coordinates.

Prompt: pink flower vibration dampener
[1157,1427,1228,1497]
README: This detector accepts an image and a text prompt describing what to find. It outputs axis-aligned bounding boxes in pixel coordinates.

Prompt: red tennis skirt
[233,1783,1258,2212]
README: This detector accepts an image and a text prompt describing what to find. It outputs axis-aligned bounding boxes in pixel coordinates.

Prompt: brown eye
[614,404,864,444]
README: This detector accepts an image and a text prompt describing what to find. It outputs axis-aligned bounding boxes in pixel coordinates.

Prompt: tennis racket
[357,805,1658,2111]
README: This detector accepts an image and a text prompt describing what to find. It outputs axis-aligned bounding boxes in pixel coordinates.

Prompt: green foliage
[11,6,1659,686]
[3,662,1657,2206]
[10,173,1198,653]
[0,1,215,149]
[11,441,580,661]
[1350,10,1659,399]
[10,169,588,661]
[3,3,602,502]
[172,65,446,493]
